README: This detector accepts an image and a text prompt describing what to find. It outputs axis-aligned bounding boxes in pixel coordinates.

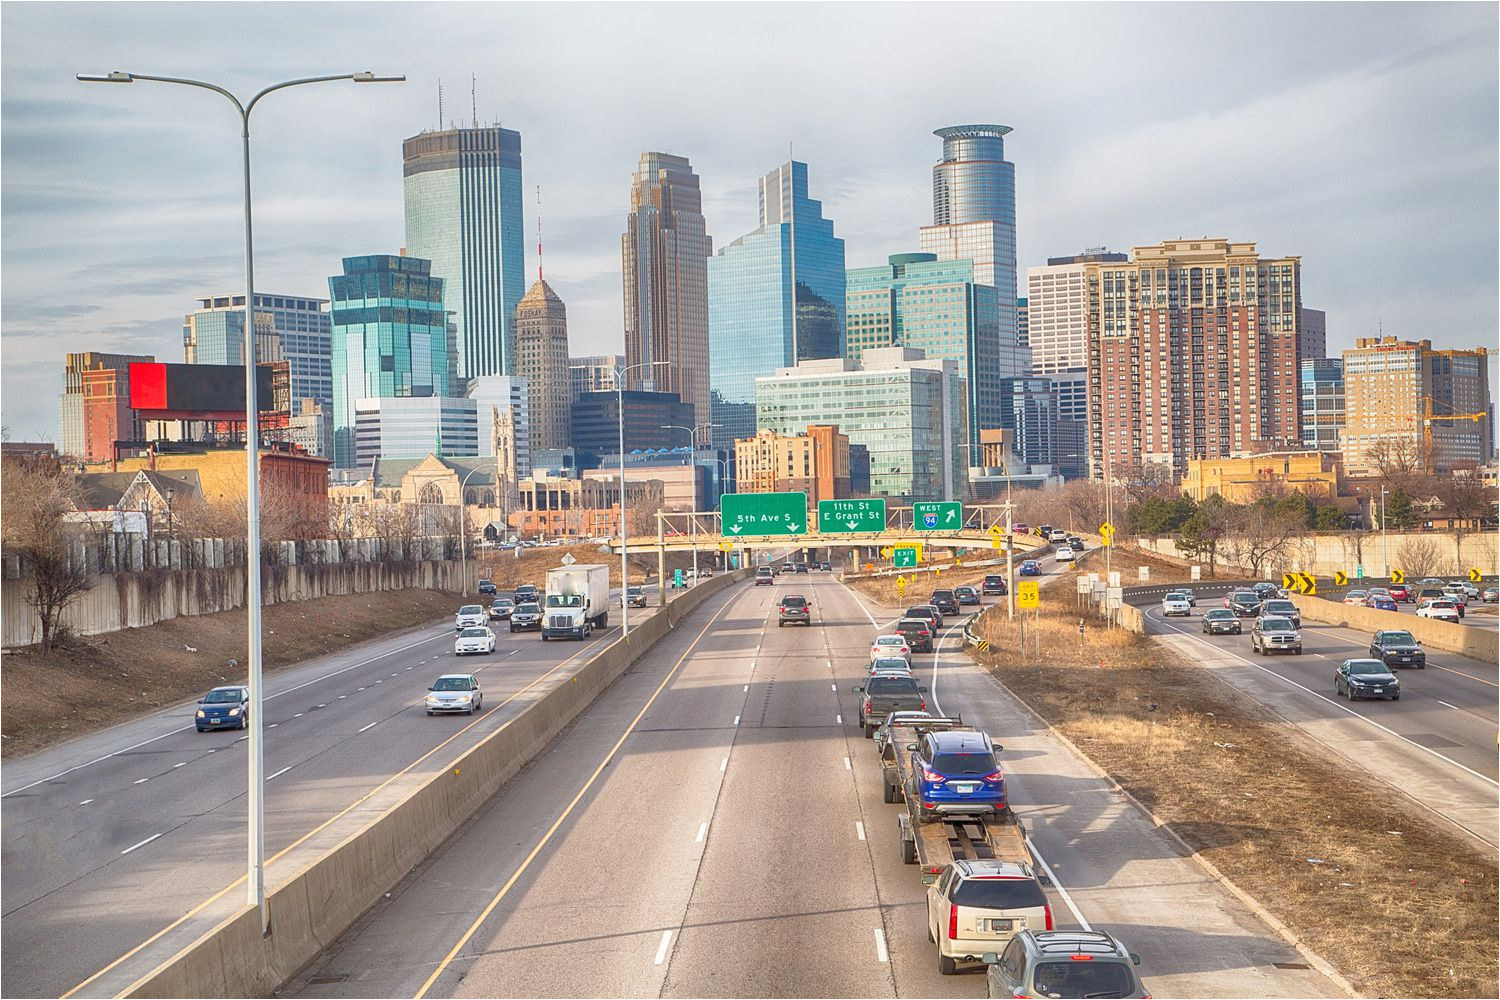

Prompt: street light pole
[1380,486,1389,578]
[661,421,720,584]
[613,361,669,628]
[78,68,403,932]
[458,460,500,596]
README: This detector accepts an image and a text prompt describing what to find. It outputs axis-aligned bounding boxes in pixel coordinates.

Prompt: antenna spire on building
[536,185,544,282]
[471,73,477,128]
[437,79,443,129]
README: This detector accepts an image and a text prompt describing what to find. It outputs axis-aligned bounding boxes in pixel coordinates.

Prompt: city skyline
[2,2,1498,440]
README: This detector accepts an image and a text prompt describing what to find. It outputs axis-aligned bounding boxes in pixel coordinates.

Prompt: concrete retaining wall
[121,570,747,999]
[1135,532,1499,578]
[1289,592,1499,663]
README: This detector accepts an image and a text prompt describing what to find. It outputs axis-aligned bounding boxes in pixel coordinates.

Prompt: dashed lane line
[120,834,162,856]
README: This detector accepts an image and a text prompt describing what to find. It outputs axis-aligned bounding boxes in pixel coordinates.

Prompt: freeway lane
[1,596,660,1000]
[286,561,1337,999]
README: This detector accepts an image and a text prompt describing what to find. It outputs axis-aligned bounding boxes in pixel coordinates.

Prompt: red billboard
[128,363,278,421]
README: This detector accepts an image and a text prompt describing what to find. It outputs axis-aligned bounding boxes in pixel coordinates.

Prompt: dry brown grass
[971,603,1499,999]
[844,557,1009,607]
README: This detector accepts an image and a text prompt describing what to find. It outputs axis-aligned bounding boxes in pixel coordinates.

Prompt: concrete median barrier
[1289,593,1498,662]
[121,570,749,999]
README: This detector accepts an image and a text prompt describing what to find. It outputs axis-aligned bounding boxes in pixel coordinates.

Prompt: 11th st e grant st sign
[816,498,886,534]
[720,492,808,536]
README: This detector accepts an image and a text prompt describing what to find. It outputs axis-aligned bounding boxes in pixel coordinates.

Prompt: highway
[0,589,662,1000]
[282,555,1340,1000]
[1127,585,1499,849]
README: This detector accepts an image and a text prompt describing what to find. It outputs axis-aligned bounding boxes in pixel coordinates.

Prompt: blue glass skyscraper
[708,160,845,449]
[403,126,525,381]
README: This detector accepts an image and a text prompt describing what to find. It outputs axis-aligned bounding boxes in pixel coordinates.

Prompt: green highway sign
[893,547,918,568]
[817,498,886,534]
[720,492,808,537]
[912,501,962,532]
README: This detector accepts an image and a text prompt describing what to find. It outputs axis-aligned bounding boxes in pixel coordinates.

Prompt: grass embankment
[969,604,1498,999]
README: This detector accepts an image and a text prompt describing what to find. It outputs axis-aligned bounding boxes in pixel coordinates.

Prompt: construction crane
[1418,396,1489,473]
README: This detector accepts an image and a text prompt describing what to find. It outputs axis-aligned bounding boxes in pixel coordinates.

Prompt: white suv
[1160,593,1191,616]
[927,859,1051,975]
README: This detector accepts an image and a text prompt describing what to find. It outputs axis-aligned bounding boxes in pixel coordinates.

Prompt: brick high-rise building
[60,351,153,460]
[514,279,571,453]
[1086,239,1305,479]
[733,425,851,504]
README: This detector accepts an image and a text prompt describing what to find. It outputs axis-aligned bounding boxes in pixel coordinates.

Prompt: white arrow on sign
[728,524,743,534]
[846,519,859,529]
[945,509,957,523]
[787,522,800,531]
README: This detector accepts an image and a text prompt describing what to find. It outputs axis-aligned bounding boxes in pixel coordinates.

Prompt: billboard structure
[128,362,290,438]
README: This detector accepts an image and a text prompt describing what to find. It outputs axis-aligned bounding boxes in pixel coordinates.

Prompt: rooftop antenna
[437,79,443,129]
[536,185,544,282]
[471,73,477,128]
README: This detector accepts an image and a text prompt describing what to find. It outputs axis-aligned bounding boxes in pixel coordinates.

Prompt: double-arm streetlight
[612,361,670,631]
[458,460,501,595]
[78,68,403,931]
[660,422,720,582]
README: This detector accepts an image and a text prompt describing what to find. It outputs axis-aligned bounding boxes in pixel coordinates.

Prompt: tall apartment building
[1299,358,1344,451]
[514,279,571,453]
[1086,239,1305,478]
[569,354,624,399]
[1026,250,1128,374]
[186,294,332,428]
[328,255,452,468]
[708,160,845,449]
[755,347,966,502]
[1342,337,1493,474]
[353,396,479,466]
[403,125,525,380]
[59,351,153,459]
[1300,308,1327,361]
[622,152,712,425]
[998,377,1058,468]
[734,425,851,504]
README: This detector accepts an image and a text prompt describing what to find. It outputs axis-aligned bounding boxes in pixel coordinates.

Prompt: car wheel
[196,726,205,733]
[864,723,875,739]
[1392,693,1401,700]
[541,634,548,642]
[883,779,898,804]
[426,711,433,716]
[903,836,918,865]
[1294,647,1303,654]
[938,952,957,975]
[927,922,934,943]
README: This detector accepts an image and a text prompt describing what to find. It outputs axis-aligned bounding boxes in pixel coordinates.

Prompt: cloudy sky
[3,1,1497,440]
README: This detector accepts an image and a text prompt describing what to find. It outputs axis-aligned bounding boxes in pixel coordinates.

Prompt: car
[1067,537,1085,552]
[873,710,935,751]
[853,673,927,737]
[781,562,795,573]
[819,560,832,571]
[755,566,774,586]
[1369,629,1425,669]
[1342,589,1369,606]
[1200,609,1242,634]
[1160,594,1192,617]
[454,625,496,655]
[1335,659,1401,701]
[1415,587,1445,608]
[870,634,913,663]
[476,578,497,596]
[1367,587,1391,599]
[1388,582,1413,603]
[1019,560,1041,577]
[927,859,1051,975]
[1038,524,1054,538]
[1251,582,1283,601]
[955,585,981,606]
[1418,577,1446,587]
[907,605,944,630]
[488,597,514,621]
[982,575,1008,596]
[623,586,647,608]
[699,566,714,579]
[868,656,914,677]
[1225,590,1262,617]
[794,562,809,573]
[1440,584,1470,615]
[1054,546,1075,563]
[1258,598,1301,627]
[1365,593,1398,612]
[1484,586,1499,603]
[454,604,487,631]
[777,595,812,626]
[1048,529,1068,543]
[895,617,935,653]
[1417,598,1461,623]
[906,729,1007,824]
[425,674,483,715]
[1013,522,1030,536]
[195,685,250,732]
[509,601,542,632]
[513,583,540,604]
[930,590,960,616]
[1251,616,1302,655]
[982,930,1148,1000]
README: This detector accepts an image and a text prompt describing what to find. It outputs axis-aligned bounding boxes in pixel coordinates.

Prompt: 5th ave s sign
[720,492,808,536]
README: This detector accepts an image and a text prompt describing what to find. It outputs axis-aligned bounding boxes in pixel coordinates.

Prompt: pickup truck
[542,564,611,640]
[853,674,927,738]
[1251,616,1302,655]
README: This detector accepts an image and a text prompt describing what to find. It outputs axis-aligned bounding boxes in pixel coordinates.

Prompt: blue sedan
[1366,593,1399,612]
[1019,559,1042,576]
[196,685,249,732]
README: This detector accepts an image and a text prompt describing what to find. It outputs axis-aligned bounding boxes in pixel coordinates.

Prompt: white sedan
[1416,599,1461,623]
[1054,546,1076,562]
[426,674,484,715]
[454,625,496,655]
[869,634,913,663]
[1161,594,1192,616]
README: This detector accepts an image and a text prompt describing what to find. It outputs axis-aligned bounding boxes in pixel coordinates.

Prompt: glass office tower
[403,126,525,380]
[328,255,452,468]
[708,160,845,450]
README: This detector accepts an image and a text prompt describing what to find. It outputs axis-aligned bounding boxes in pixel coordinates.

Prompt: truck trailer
[541,564,610,640]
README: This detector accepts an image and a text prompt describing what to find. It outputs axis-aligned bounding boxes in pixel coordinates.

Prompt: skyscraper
[403,125,525,380]
[708,160,845,449]
[328,255,452,468]
[622,152,712,425]
[1026,250,1128,375]
[59,351,153,459]
[1299,358,1344,452]
[514,279,571,453]
[918,125,1023,370]
[1341,337,1492,474]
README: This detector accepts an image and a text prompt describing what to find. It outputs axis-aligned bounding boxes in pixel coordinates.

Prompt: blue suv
[906,730,1006,823]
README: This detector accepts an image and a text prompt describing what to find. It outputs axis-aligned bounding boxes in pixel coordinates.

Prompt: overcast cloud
[3,1,1496,440]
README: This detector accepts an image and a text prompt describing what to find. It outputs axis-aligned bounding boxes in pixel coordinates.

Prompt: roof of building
[518,278,564,307]
[369,454,497,489]
[76,472,140,510]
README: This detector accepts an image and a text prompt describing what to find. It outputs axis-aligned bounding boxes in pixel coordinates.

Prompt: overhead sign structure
[817,498,886,534]
[1469,567,1483,584]
[1390,569,1405,585]
[912,501,962,532]
[1017,581,1040,609]
[720,492,808,537]
[1333,570,1348,586]
[892,547,918,569]
[1099,522,1116,546]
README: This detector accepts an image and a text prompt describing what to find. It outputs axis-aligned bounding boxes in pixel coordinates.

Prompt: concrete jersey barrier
[1289,592,1499,663]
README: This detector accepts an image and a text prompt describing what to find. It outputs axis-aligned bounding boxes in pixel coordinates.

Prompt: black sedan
[1335,659,1401,700]
[1201,609,1242,634]
[1226,590,1262,617]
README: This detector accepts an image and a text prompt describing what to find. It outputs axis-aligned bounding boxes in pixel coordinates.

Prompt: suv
[1258,598,1301,627]
[982,575,1008,596]
[853,673,927,736]
[905,729,1006,823]
[955,586,980,606]
[927,860,1051,975]
[1067,536,1085,551]
[755,566,774,586]
[1048,529,1068,543]
[1251,616,1302,655]
[623,587,647,608]
[983,930,1147,999]
[777,595,811,626]
[929,590,960,616]
[1225,590,1261,617]
[476,578,497,596]
[1369,629,1426,669]
[1388,582,1413,603]
[895,617,935,653]
[509,602,542,632]
[907,605,944,630]
[513,583,540,604]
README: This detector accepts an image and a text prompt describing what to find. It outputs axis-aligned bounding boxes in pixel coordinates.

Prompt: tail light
[1044,903,1054,930]
[1069,954,1093,961]
[918,700,926,711]
[948,903,958,939]
[983,771,1004,784]
[921,768,946,783]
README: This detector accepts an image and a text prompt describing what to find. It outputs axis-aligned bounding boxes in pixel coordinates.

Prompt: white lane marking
[173,762,187,768]
[267,765,294,781]
[928,622,970,719]
[507,650,520,657]
[357,687,366,692]
[268,723,278,729]
[733,716,740,727]
[1438,699,1461,710]
[337,695,347,700]
[358,721,379,733]
[391,673,399,677]
[654,930,673,965]
[695,822,708,843]
[743,685,749,693]
[406,666,414,670]
[78,799,93,806]
[236,735,249,742]
[844,756,852,770]
[375,680,383,684]
[317,704,327,709]
[133,778,149,785]
[856,821,866,841]
[836,714,843,725]
[293,713,304,718]
[720,757,728,772]
[1143,607,1500,787]
[121,833,163,855]
[873,927,889,963]
[1025,835,1091,930]
[831,683,837,691]
[834,576,881,627]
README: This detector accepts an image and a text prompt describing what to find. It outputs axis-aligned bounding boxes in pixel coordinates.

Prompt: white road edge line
[120,833,163,855]
[1438,699,1460,710]
[844,756,852,770]
[1024,835,1091,931]
[733,715,740,727]
[654,929,673,965]
[855,821,866,841]
[873,927,889,963]
[695,822,708,843]
[78,799,93,806]
[267,765,293,781]
[720,757,728,772]
[358,721,379,733]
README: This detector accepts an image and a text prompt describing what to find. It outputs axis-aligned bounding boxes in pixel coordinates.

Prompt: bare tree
[1,463,92,651]
[1366,437,1424,493]
[1056,479,1108,533]
[1395,536,1443,580]
[1433,471,1493,574]
[1222,504,1307,578]
[1118,459,1177,506]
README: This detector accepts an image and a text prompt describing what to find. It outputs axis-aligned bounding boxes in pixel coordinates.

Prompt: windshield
[1260,618,1293,630]
[1381,632,1416,645]
[950,876,1047,909]
[1204,610,1232,619]
[203,688,242,704]
[516,603,540,614]
[907,607,934,617]
[1031,959,1136,999]
[460,628,489,638]
[1349,661,1389,675]
[627,588,643,596]
[459,605,483,615]
[932,591,954,599]
[867,676,920,695]
[494,598,513,607]
[875,636,904,646]
[897,619,929,632]
[930,752,996,775]
[547,594,584,608]
[431,677,471,691]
